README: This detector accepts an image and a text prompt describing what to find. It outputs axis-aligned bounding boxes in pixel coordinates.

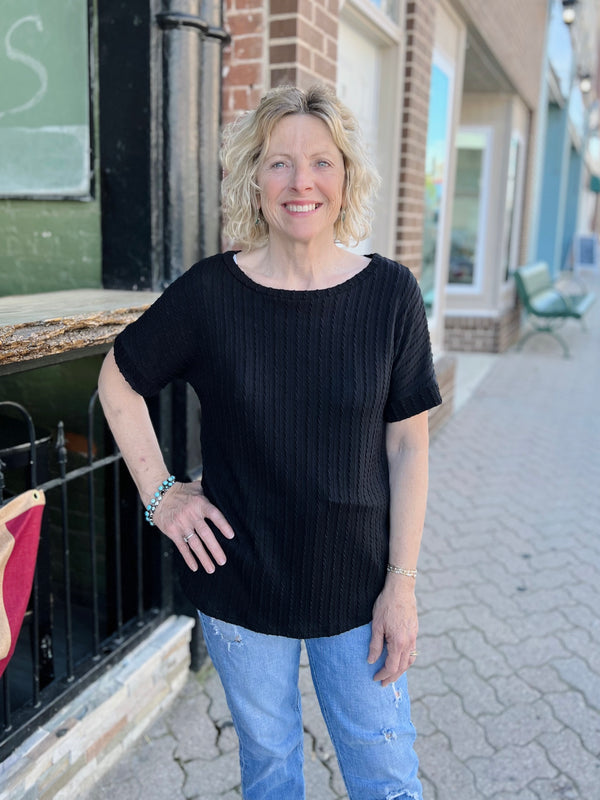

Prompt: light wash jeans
[199,613,423,800]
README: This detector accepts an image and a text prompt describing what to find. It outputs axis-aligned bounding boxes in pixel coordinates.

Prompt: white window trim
[338,0,402,256]
[446,125,494,296]
[502,130,527,284]
[340,0,403,44]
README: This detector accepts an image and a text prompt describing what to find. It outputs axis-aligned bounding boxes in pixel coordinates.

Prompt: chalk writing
[0,16,48,119]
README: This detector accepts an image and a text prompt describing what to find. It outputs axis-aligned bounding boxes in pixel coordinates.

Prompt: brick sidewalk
[412,274,600,799]
[84,274,600,800]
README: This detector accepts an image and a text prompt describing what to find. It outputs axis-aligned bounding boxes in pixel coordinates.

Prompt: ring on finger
[409,650,419,657]
[183,532,195,544]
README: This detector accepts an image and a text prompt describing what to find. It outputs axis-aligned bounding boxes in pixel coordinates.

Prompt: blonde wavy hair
[221,85,381,250]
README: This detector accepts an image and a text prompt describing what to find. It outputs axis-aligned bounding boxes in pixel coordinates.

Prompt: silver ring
[183,532,195,544]
[409,650,419,657]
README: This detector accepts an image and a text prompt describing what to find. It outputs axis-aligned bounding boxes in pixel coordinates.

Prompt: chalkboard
[0,0,91,198]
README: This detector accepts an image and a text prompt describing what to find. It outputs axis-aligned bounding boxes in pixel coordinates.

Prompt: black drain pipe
[157,0,230,284]
[156,3,230,669]
[99,0,229,290]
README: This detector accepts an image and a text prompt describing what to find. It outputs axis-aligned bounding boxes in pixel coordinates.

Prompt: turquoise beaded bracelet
[145,475,176,526]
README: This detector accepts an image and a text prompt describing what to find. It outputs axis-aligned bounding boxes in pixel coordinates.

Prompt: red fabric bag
[0,489,46,678]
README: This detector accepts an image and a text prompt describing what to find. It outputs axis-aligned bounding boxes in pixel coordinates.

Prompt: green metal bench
[514,262,596,357]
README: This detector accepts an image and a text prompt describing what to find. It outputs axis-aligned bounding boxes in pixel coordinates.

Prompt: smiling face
[256,114,346,248]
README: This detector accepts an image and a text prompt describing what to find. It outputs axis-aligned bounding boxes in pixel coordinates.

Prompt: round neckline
[223,251,379,299]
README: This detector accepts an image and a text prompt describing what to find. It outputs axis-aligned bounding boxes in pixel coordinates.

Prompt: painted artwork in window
[421,63,451,313]
[448,131,487,286]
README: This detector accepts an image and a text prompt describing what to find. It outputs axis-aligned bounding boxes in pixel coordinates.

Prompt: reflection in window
[502,135,521,280]
[448,131,487,286]
[421,63,451,314]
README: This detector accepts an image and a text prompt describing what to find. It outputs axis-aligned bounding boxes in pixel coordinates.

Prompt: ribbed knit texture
[114,251,442,637]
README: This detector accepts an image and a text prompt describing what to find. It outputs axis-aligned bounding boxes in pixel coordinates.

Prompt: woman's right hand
[152,481,235,574]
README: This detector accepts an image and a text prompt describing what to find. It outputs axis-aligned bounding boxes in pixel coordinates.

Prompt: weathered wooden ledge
[0,289,160,374]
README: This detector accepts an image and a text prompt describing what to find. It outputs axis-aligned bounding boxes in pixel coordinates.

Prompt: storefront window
[448,130,489,286]
[421,62,451,313]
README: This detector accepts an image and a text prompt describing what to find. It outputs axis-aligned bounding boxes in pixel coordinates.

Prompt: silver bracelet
[386,563,417,579]
[145,475,176,526]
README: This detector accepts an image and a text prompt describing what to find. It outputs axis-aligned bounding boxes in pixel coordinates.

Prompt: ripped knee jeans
[199,614,423,800]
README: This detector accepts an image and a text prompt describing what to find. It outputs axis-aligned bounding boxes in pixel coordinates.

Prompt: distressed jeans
[199,614,423,800]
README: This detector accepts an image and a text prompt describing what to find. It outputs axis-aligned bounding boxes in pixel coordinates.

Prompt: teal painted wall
[537,103,568,275]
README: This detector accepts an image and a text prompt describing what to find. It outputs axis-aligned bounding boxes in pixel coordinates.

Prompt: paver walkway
[85,272,600,800]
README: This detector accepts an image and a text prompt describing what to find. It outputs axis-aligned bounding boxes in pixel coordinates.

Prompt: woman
[98,84,441,800]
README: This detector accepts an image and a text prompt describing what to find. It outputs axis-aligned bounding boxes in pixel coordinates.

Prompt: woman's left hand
[368,582,418,686]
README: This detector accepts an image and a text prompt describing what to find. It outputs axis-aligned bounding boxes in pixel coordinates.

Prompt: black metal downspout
[155,2,229,669]
[156,1,230,284]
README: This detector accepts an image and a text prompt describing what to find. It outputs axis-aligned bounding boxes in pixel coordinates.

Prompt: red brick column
[222,0,266,125]
[222,0,338,122]
[395,0,436,279]
[269,0,338,88]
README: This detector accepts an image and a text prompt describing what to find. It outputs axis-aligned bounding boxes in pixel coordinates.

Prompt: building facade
[221,0,599,352]
[1,0,598,793]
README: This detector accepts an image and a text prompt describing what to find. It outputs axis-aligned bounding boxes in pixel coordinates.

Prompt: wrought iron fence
[0,395,172,760]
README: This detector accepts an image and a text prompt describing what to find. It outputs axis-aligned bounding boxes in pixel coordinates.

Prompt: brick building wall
[444,305,521,353]
[222,0,339,127]
[269,0,338,89]
[395,0,437,279]
[222,0,435,279]
[222,0,266,126]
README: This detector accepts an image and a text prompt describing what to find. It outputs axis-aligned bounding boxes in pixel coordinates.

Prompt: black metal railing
[0,395,172,760]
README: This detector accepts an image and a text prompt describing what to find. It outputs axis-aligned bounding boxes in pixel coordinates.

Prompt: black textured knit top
[114,251,442,637]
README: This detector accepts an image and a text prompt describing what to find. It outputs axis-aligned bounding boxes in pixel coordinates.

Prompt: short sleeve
[383,269,442,422]
[113,264,203,397]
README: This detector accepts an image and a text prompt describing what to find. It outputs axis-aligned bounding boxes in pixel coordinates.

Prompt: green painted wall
[0,355,104,438]
[0,199,102,295]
